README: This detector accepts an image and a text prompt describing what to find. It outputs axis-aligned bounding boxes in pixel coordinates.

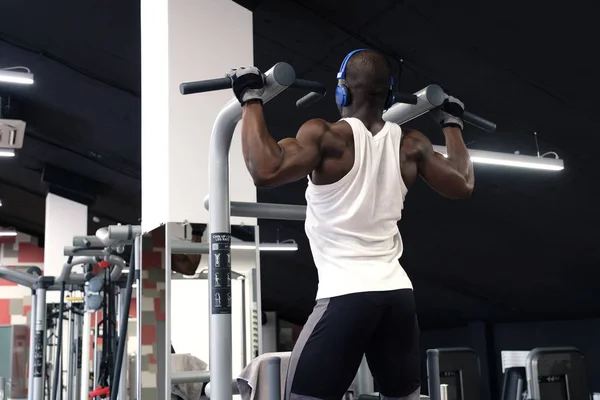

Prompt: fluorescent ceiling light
[432,145,564,171]
[0,69,34,85]
[0,229,17,237]
[0,149,15,157]
[232,242,298,251]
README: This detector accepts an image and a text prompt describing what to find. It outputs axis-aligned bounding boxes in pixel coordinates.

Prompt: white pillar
[141,0,256,233]
[141,1,256,399]
[44,193,88,303]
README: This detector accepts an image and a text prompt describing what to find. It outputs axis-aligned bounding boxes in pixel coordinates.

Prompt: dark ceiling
[0,0,598,329]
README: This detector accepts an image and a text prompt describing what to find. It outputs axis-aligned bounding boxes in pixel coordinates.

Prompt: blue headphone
[335,49,395,109]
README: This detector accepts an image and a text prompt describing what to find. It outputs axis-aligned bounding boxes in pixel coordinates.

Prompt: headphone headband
[336,49,368,80]
[336,48,396,109]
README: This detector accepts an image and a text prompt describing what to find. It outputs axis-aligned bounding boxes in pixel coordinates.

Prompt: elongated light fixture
[432,145,564,171]
[0,68,34,85]
[0,228,17,237]
[232,242,297,251]
[0,149,15,157]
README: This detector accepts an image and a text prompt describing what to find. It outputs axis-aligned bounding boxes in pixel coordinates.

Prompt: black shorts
[285,289,420,400]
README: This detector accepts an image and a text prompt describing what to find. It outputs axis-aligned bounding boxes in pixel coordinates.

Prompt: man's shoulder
[300,118,336,133]
[297,118,349,143]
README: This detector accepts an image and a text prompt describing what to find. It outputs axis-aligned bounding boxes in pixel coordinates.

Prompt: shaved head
[344,50,393,106]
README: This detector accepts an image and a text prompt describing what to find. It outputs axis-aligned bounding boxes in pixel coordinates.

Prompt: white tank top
[305,117,411,300]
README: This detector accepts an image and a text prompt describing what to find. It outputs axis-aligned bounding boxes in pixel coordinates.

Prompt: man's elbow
[252,173,278,189]
[456,183,474,199]
[252,175,271,188]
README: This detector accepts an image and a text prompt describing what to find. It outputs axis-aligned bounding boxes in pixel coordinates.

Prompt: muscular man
[227,49,473,400]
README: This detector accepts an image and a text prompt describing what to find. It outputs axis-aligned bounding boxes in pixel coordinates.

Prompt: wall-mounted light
[0,67,34,85]
[0,149,15,157]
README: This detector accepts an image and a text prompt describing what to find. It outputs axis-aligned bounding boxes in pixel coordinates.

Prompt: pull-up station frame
[180,64,496,400]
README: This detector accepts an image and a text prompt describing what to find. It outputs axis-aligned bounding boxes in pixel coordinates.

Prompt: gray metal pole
[267,358,281,400]
[32,279,52,400]
[117,290,128,400]
[134,235,142,400]
[79,312,91,400]
[163,223,173,400]
[240,278,247,368]
[440,384,448,400]
[207,62,295,400]
[382,85,446,125]
[28,291,37,400]
[93,312,99,386]
[170,371,211,384]
[254,226,263,357]
[0,266,37,288]
[71,236,106,248]
[354,356,374,396]
[203,198,306,221]
[0,376,5,400]
[73,312,82,400]
[66,307,75,400]
[107,225,142,241]
[204,380,240,398]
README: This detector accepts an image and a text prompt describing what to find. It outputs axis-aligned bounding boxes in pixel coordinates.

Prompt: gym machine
[404,346,591,400]
[0,234,130,400]
[501,348,590,400]
[426,348,482,400]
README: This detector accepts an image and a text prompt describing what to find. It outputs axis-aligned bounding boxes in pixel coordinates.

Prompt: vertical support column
[140,0,256,232]
[468,321,493,400]
[80,311,91,400]
[32,278,53,400]
[66,307,75,400]
[134,235,142,400]
[28,288,37,399]
[138,228,167,399]
[254,226,263,357]
[161,223,173,400]
[140,0,255,398]
[43,193,87,303]
[73,311,82,400]
[117,289,128,400]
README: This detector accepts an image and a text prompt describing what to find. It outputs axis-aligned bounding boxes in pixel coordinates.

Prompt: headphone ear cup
[335,84,351,107]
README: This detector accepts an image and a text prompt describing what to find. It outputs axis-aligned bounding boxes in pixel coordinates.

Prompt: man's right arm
[241,102,328,188]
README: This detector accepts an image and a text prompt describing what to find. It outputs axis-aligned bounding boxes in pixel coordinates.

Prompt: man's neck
[342,104,385,132]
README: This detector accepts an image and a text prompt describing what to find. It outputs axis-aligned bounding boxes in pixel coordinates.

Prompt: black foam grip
[463,111,497,132]
[394,92,418,105]
[180,77,232,95]
[296,92,326,109]
[290,79,326,94]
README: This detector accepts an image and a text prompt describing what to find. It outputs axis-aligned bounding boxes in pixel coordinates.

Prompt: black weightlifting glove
[190,223,207,237]
[430,95,465,130]
[226,66,265,105]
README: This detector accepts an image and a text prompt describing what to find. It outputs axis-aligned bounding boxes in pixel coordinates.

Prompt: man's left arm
[410,96,474,199]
